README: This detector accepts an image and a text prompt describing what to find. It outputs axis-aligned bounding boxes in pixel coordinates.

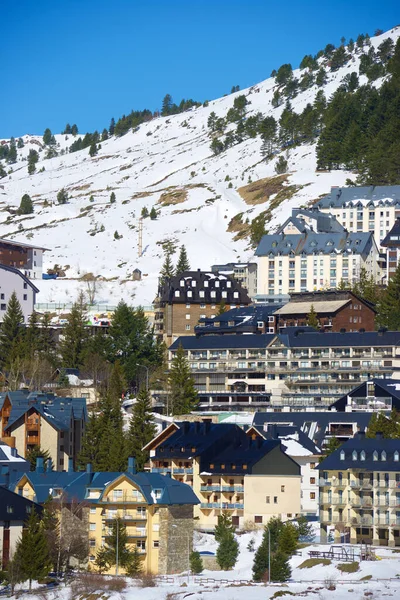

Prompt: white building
[256,231,380,296]
[316,185,400,250]
[0,264,39,322]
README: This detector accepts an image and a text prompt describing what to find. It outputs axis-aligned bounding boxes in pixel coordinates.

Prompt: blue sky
[1,0,399,138]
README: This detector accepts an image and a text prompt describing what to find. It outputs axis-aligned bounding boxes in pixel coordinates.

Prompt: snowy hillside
[0,27,399,307]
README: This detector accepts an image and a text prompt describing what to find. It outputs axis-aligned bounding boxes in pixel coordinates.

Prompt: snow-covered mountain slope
[1,27,399,307]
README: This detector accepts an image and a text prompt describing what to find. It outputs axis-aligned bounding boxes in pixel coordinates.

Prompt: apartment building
[145,421,301,531]
[11,457,199,575]
[331,379,400,412]
[195,305,282,336]
[0,391,87,469]
[0,238,48,280]
[277,208,346,235]
[169,329,400,410]
[0,487,42,568]
[317,185,400,249]
[382,217,400,281]
[0,264,39,323]
[154,270,251,345]
[246,424,321,517]
[274,290,376,332]
[256,231,379,296]
[0,441,29,473]
[318,433,400,547]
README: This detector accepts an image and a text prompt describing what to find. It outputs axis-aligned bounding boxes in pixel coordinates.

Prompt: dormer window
[204,281,209,287]
[191,280,196,287]
[187,291,192,297]
[233,292,239,298]
[381,451,386,461]
[174,290,180,297]
[222,291,227,298]
[180,280,185,287]
[215,281,220,287]
[395,451,399,462]
[227,281,232,288]
[360,451,366,461]
[340,450,345,461]
[352,450,358,461]
[199,290,205,297]
[211,291,216,298]
[373,451,378,461]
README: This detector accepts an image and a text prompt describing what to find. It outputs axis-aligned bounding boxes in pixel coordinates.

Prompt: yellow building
[12,457,199,574]
[318,433,400,547]
[145,421,301,531]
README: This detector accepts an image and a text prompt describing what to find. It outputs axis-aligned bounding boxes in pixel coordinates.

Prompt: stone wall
[158,504,193,575]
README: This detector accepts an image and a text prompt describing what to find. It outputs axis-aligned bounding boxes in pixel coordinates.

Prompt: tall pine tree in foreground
[0,292,25,369]
[15,509,51,590]
[215,513,239,571]
[160,251,174,283]
[127,388,156,471]
[175,245,190,274]
[378,262,400,330]
[60,293,88,368]
[168,344,198,415]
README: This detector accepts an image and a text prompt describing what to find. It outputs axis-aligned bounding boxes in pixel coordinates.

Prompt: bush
[360,574,372,580]
[337,561,359,573]
[189,551,203,574]
[138,573,157,588]
[272,592,295,599]
[57,188,68,204]
[275,156,288,174]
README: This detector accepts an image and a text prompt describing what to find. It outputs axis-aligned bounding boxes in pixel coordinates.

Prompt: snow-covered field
[10,530,400,600]
[0,27,399,307]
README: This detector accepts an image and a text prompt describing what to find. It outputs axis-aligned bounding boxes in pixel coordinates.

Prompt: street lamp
[136,363,149,391]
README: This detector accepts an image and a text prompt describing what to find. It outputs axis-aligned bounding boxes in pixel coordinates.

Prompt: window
[395,451,399,462]
[1,304,6,311]
[186,303,191,308]
[200,303,206,309]
[90,507,96,514]
[0,294,3,300]
[266,496,270,503]
[373,451,378,461]
[186,314,190,320]
[381,451,387,461]
[185,325,190,330]
[352,450,357,461]
[89,539,96,547]
[89,523,96,531]
[281,485,285,492]
[274,496,278,504]
[113,489,123,499]
[153,540,159,548]
[360,450,366,461]
[7,506,13,514]
[211,291,216,298]
[174,290,180,297]
[199,291,205,298]
[254,516,263,524]
[310,492,316,500]
[310,462,315,469]
[310,477,316,484]
[187,290,192,298]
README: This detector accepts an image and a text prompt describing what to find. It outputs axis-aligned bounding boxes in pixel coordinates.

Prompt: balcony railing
[200,485,221,492]
[200,502,244,510]
[319,479,331,486]
[221,486,244,493]
[104,513,147,521]
[151,467,171,474]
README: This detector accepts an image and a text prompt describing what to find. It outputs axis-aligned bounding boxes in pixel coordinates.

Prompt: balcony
[374,480,397,489]
[331,497,347,506]
[349,498,373,508]
[200,503,221,509]
[222,503,244,510]
[200,485,221,492]
[151,467,171,474]
[221,486,244,493]
[319,479,331,487]
[350,481,373,490]
[101,491,146,503]
[349,516,374,526]
[26,436,39,445]
[331,480,347,487]
[104,513,147,522]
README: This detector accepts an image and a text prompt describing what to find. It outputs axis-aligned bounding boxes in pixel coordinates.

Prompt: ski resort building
[318,433,400,547]
[11,457,199,575]
[0,238,48,280]
[154,270,251,345]
[316,185,400,249]
[0,264,39,323]
[255,231,380,296]
[146,421,301,531]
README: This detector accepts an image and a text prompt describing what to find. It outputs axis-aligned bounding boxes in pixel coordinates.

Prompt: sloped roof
[318,434,400,472]
[0,264,40,293]
[275,300,349,315]
[317,186,400,209]
[277,209,345,234]
[382,218,400,248]
[255,231,374,257]
[0,486,42,521]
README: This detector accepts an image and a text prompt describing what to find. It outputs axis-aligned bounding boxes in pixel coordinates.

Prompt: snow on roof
[280,434,313,456]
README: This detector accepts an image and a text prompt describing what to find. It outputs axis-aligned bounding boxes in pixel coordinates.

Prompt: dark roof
[0,263,40,293]
[318,433,400,472]
[0,391,87,432]
[0,238,49,251]
[170,329,400,351]
[152,421,287,475]
[195,305,282,336]
[317,185,400,209]
[331,379,400,411]
[277,209,345,234]
[158,270,251,305]
[255,231,374,258]
[382,218,400,248]
[283,290,376,313]
[252,412,375,449]
[12,465,199,506]
[254,425,321,455]
[0,486,42,521]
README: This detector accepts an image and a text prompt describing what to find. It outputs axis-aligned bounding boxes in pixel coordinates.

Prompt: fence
[156,575,400,586]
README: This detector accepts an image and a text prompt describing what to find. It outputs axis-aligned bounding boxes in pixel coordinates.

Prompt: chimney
[46,459,53,472]
[36,457,44,473]
[128,457,137,475]
[68,457,74,473]
[86,463,92,473]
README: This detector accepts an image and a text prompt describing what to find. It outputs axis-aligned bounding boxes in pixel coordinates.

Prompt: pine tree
[14,509,51,590]
[77,412,103,470]
[275,156,288,174]
[296,516,314,541]
[26,446,52,471]
[89,142,98,157]
[278,522,299,556]
[366,410,400,439]
[160,251,175,283]
[168,344,198,415]
[320,436,342,461]
[125,547,142,577]
[8,140,17,164]
[307,305,319,328]
[161,94,173,116]
[189,551,203,574]
[0,292,25,369]
[71,124,78,136]
[27,149,39,174]
[63,124,72,134]
[270,551,291,582]
[110,191,116,203]
[127,388,156,471]
[217,300,227,315]
[175,245,190,274]
[214,513,236,543]
[109,118,115,135]
[252,533,270,582]
[43,128,53,145]
[100,518,132,570]
[149,207,157,220]
[378,262,400,330]
[57,188,68,204]
[19,194,33,215]
[101,128,108,141]
[216,531,239,571]
[59,293,88,368]
[141,206,149,218]
[94,546,110,573]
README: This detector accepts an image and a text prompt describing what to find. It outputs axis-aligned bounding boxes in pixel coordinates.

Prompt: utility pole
[138,217,143,258]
